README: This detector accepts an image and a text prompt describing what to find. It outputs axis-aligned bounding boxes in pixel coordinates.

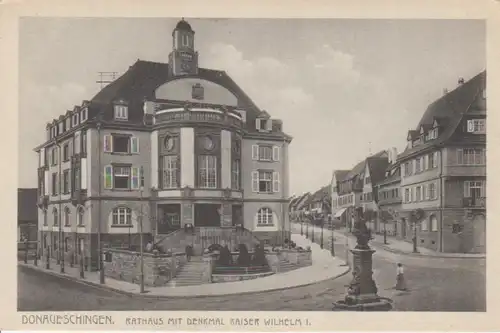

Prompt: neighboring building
[374,149,402,236]
[397,71,486,253]
[293,192,312,221]
[360,154,389,231]
[331,151,389,230]
[18,188,38,242]
[34,19,292,268]
[305,185,331,224]
[330,170,350,226]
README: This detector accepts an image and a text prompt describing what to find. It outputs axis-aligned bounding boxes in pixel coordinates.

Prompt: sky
[18,18,485,195]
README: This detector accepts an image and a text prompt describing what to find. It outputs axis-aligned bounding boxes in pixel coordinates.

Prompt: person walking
[146,240,153,252]
[395,263,407,291]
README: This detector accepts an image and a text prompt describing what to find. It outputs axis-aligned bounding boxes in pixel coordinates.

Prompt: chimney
[458,77,465,85]
[443,88,449,95]
[392,147,398,163]
[387,149,393,164]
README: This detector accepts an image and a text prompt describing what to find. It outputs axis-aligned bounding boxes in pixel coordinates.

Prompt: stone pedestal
[333,248,392,311]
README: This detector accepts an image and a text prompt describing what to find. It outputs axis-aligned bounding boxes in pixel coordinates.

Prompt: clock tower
[168,18,199,76]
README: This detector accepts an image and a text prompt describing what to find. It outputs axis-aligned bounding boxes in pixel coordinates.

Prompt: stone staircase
[277,257,299,273]
[166,257,207,287]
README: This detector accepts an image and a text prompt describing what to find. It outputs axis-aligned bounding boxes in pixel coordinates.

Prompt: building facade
[34,19,292,268]
[397,72,486,253]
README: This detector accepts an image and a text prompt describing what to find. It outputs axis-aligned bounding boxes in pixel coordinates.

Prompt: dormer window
[81,108,88,122]
[72,113,79,127]
[256,118,272,132]
[114,105,128,120]
[58,122,64,134]
[467,119,486,134]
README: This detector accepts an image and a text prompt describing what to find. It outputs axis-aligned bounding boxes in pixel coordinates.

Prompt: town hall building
[34,19,292,269]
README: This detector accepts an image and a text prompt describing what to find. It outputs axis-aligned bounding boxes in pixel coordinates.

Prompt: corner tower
[168,18,199,76]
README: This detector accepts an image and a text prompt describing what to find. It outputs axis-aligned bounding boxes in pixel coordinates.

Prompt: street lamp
[306,221,309,239]
[96,115,105,284]
[139,166,145,294]
[300,221,303,236]
[320,221,324,249]
[330,223,335,256]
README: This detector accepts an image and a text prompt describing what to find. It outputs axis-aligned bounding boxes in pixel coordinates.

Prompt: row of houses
[289,71,486,254]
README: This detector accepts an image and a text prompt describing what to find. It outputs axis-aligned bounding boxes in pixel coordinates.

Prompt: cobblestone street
[18,226,485,311]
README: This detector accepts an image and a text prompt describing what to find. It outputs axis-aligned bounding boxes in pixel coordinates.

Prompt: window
[104,134,139,154]
[198,155,217,188]
[405,162,412,176]
[464,181,486,198]
[162,155,179,189]
[63,169,70,194]
[251,170,272,193]
[64,207,70,226]
[257,208,273,225]
[53,208,58,226]
[182,34,190,47]
[422,185,427,201]
[457,149,485,165]
[430,215,438,232]
[467,119,486,134]
[72,114,79,127]
[365,177,371,185]
[415,158,421,173]
[51,173,58,195]
[259,146,272,161]
[62,144,69,161]
[51,147,58,165]
[82,131,87,154]
[421,218,428,231]
[231,159,240,190]
[428,153,435,169]
[81,108,88,122]
[429,183,436,200]
[112,207,132,225]
[416,186,421,202]
[114,105,128,120]
[77,206,84,226]
[114,166,131,189]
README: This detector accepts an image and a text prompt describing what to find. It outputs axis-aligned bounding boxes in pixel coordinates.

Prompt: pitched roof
[90,60,290,136]
[18,188,37,222]
[295,192,311,210]
[333,170,350,182]
[399,70,486,160]
[367,157,389,185]
[345,150,387,180]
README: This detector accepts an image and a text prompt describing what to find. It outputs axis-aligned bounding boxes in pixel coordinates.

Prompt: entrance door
[471,214,486,253]
[232,205,243,226]
[195,204,221,227]
[158,204,181,234]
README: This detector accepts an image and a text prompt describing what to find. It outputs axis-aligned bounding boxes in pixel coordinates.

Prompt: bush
[251,245,268,267]
[237,244,251,266]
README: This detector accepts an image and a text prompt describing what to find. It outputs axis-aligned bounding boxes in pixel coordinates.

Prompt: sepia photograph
[16,16,486,314]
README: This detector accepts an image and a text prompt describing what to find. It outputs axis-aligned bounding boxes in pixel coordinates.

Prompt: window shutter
[464,181,471,198]
[481,180,486,197]
[103,135,112,153]
[131,167,140,189]
[272,146,280,161]
[104,165,113,189]
[456,149,463,165]
[272,171,280,193]
[424,155,429,170]
[251,171,259,192]
[412,160,416,174]
[266,119,273,131]
[131,137,139,154]
[68,141,73,157]
[252,145,259,160]
[255,119,261,131]
[467,120,474,132]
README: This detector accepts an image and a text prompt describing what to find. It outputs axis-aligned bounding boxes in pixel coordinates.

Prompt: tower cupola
[169,18,199,76]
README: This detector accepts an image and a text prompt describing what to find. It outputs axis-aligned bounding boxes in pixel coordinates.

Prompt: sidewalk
[292,222,485,259]
[19,239,349,298]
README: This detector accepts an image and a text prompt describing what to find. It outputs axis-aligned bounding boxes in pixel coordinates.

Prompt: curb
[19,262,351,299]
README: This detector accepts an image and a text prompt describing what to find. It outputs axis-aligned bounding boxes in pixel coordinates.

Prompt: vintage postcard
[1,0,500,331]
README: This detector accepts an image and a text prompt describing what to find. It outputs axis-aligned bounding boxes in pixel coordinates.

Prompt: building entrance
[195,204,221,227]
[157,204,181,234]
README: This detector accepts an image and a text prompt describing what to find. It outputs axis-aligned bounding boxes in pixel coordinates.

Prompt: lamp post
[139,166,145,293]
[306,221,309,239]
[383,219,388,245]
[320,220,324,249]
[56,140,65,274]
[300,220,303,236]
[96,115,105,284]
[330,223,335,256]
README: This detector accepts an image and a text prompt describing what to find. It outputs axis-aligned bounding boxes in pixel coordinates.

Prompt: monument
[332,207,393,311]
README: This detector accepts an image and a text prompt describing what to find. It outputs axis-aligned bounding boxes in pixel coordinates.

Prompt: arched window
[53,207,58,226]
[112,207,132,226]
[64,207,71,226]
[77,206,85,226]
[257,208,273,226]
[430,215,438,232]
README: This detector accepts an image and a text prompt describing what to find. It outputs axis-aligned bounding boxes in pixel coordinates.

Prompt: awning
[333,207,347,218]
